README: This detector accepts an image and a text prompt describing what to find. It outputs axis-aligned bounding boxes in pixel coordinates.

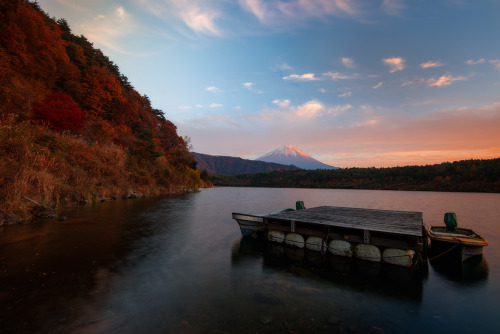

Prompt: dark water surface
[1,187,499,333]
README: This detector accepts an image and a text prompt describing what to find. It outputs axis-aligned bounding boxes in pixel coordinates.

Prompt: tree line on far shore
[210,158,500,192]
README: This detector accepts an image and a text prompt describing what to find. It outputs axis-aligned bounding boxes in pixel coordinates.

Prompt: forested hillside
[0,0,209,221]
[212,158,500,192]
[192,152,300,175]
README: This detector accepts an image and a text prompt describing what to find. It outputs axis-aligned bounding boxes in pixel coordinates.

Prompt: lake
[1,187,499,333]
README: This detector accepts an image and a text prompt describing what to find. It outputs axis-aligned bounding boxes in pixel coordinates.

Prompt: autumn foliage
[31,91,85,131]
[0,0,209,218]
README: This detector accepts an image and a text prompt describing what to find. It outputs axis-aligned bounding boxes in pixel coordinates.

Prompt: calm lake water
[1,187,499,333]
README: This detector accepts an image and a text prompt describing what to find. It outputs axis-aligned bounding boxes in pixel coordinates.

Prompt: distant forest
[192,152,300,175]
[211,158,500,192]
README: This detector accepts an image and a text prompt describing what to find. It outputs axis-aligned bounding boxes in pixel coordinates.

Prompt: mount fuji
[255,145,339,170]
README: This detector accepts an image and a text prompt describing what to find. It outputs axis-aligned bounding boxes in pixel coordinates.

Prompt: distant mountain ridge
[255,145,339,170]
[192,152,301,175]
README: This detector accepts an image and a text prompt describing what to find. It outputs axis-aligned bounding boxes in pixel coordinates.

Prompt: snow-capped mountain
[255,145,339,170]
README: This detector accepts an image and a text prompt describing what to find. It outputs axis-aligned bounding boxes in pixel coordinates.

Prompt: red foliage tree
[31,91,86,131]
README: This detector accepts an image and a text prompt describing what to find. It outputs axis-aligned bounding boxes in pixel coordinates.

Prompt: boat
[427,225,488,262]
[232,208,294,237]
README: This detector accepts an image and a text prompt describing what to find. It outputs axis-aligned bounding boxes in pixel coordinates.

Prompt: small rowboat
[232,208,294,238]
[427,226,488,262]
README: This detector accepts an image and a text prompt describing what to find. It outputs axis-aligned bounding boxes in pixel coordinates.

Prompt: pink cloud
[427,75,467,87]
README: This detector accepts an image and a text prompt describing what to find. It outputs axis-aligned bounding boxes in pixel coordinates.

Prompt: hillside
[0,0,209,222]
[212,158,500,192]
[192,152,300,175]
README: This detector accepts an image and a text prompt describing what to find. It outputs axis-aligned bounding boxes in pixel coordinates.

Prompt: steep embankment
[0,1,210,223]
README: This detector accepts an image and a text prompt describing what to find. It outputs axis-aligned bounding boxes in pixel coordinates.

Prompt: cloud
[239,0,361,25]
[373,82,383,89]
[383,57,405,73]
[292,100,324,119]
[338,91,352,98]
[323,72,352,80]
[79,6,136,54]
[490,60,500,70]
[466,59,485,65]
[278,62,293,71]
[421,60,443,69]
[179,5,221,36]
[266,99,351,121]
[273,99,290,108]
[382,0,405,15]
[206,86,223,93]
[341,57,356,68]
[243,82,263,93]
[427,75,467,87]
[138,0,223,36]
[180,101,500,168]
[209,103,224,108]
[283,73,320,81]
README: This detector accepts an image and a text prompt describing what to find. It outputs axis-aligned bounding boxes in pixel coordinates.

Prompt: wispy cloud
[209,103,224,108]
[206,86,224,93]
[243,82,263,93]
[180,101,500,168]
[466,59,485,65]
[323,72,352,80]
[338,90,352,98]
[79,6,136,54]
[239,0,361,25]
[427,75,467,87]
[383,57,405,73]
[341,57,356,68]
[381,0,405,15]
[138,0,223,36]
[179,5,221,36]
[490,60,500,70]
[421,60,443,69]
[283,73,320,81]
[373,82,383,89]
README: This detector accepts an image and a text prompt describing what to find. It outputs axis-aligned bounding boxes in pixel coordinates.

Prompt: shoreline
[0,186,202,227]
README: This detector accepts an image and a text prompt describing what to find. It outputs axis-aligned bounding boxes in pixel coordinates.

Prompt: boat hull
[428,226,488,262]
[232,213,265,237]
[232,208,294,237]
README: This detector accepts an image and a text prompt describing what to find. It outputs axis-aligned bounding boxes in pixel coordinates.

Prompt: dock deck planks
[266,206,423,237]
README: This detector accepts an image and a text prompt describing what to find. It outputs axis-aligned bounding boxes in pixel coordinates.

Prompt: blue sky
[38,0,500,167]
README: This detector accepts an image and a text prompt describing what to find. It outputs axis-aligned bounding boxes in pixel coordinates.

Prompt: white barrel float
[267,230,286,244]
[305,236,324,252]
[355,244,381,262]
[382,248,415,267]
[285,233,305,248]
[328,240,353,257]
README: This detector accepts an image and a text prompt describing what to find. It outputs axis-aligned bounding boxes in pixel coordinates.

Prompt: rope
[424,238,462,262]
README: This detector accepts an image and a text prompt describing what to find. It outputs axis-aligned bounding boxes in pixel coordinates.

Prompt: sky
[37,0,500,168]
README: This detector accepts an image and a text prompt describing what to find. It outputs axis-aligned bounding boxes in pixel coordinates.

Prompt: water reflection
[1,188,498,334]
[430,255,489,285]
[231,237,427,303]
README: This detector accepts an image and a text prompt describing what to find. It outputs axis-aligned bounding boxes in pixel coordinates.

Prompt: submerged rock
[254,292,284,305]
[23,197,56,218]
[258,314,273,324]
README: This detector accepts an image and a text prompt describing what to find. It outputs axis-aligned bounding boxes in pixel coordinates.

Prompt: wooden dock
[263,206,426,252]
